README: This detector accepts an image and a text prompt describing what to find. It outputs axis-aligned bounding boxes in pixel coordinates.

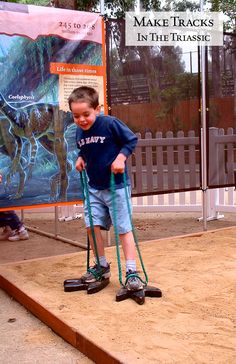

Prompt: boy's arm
[110,118,138,158]
[75,156,85,172]
[110,118,138,174]
[111,153,126,174]
[75,128,86,171]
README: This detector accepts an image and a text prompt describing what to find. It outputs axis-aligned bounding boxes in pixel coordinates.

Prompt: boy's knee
[87,225,100,233]
[87,227,92,234]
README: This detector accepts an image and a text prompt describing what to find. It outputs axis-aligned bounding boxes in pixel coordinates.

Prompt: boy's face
[71,101,100,131]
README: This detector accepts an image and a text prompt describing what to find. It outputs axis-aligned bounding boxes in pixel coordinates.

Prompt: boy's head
[68,86,100,131]
[68,86,99,110]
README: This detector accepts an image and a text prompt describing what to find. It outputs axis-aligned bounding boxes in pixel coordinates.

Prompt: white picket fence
[132,187,236,222]
[59,187,236,221]
[58,127,236,220]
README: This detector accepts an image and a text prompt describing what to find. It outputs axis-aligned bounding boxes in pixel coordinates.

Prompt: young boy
[68,86,143,291]
[0,174,29,241]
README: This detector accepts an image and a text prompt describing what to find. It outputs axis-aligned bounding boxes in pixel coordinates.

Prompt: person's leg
[0,212,8,227]
[0,226,12,240]
[87,225,105,257]
[120,231,136,262]
[81,188,111,282]
[108,187,144,290]
[120,231,138,272]
[87,225,109,267]
[107,187,135,266]
[0,211,20,240]
[0,211,21,230]
[81,225,110,283]
[5,211,29,241]
[0,212,13,240]
[119,231,143,290]
[0,211,28,241]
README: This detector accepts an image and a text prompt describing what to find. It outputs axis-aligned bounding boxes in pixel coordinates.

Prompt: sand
[0,222,235,363]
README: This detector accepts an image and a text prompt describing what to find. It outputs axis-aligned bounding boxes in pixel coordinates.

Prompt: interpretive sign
[0,1,106,210]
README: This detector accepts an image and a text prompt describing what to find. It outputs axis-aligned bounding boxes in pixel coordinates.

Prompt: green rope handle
[79,171,90,270]
[123,173,148,285]
[110,173,123,286]
[110,172,148,287]
[80,170,102,276]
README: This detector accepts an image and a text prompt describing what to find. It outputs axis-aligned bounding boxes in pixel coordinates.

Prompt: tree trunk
[51,0,76,9]
[211,46,222,97]
[138,47,161,103]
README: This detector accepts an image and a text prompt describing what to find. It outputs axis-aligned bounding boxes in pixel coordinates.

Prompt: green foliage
[176,73,199,99]
[76,0,99,12]
[155,72,199,133]
[165,0,199,11]
[104,0,135,18]
[160,87,180,111]
[207,0,236,33]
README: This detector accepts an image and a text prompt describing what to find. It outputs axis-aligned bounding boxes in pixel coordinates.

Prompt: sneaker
[125,270,144,291]
[81,263,111,283]
[0,226,12,241]
[8,227,29,241]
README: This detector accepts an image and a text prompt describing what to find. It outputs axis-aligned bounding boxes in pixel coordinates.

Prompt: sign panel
[126,11,224,46]
[0,2,106,210]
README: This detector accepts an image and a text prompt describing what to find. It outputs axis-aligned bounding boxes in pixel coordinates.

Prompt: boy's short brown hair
[68,86,99,110]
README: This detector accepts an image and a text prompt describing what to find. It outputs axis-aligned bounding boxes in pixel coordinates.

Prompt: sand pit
[0,227,235,363]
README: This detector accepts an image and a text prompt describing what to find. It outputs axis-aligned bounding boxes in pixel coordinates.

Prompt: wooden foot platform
[116,285,162,305]
[64,277,110,294]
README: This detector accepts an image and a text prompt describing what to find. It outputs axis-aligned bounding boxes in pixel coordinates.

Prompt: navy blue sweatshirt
[76,115,138,190]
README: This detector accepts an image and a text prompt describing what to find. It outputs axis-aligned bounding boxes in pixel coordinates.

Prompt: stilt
[116,285,162,305]
[64,277,110,294]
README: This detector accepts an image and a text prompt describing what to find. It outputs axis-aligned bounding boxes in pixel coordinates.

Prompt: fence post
[207,188,224,221]
[208,127,219,186]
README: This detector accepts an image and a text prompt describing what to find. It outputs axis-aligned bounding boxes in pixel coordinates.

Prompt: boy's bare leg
[119,231,136,260]
[79,225,110,283]
[87,225,105,257]
[64,226,110,290]
[120,231,144,290]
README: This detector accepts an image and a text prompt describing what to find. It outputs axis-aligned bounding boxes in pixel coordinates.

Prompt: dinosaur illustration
[0,93,74,201]
[0,116,26,199]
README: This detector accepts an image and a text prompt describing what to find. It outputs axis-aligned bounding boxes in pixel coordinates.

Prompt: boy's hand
[75,157,85,172]
[111,153,126,174]
[0,174,2,183]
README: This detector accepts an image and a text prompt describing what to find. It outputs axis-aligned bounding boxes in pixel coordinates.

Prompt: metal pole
[100,0,112,246]
[200,0,208,231]
[20,209,24,222]
[134,0,141,12]
[190,51,192,75]
[25,224,87,249]
[100,0,104,14]
[55,206,59,236]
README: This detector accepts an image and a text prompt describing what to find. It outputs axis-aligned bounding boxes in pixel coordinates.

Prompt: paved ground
[0,289,93,364]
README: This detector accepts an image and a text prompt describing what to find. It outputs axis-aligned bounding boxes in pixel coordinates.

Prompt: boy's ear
[96,105,101,114]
